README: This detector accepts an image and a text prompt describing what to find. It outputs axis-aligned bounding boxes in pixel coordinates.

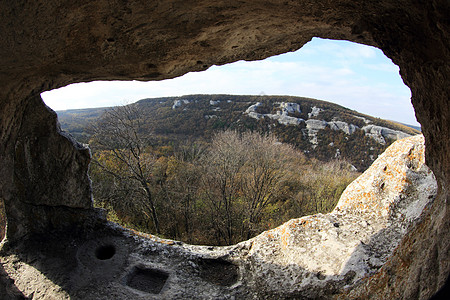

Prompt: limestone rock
[244,135,436,298]
[328,121,359,135]
[308,106,322,118]
[0,0,448,298]
[278,102,301,114]
[245,100,411,144]
[362,124,411,144]
[245,101,305,125]
[305,119,328,145]
[266,112,304,126]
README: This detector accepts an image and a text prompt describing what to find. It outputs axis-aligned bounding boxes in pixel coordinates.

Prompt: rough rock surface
[362,125,411,144]
[0,1,449,298]
[244,135,437,299]
[0,135,437,299]
[245,102,396,141]
[245,101,306,125]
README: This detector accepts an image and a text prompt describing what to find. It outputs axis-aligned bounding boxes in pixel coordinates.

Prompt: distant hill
[400,123,421,132]
[56,94,420,171]
[57,107,112,142]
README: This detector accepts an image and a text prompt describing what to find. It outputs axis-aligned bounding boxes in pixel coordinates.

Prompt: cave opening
[35,38,420,247]
[0,1,448,298]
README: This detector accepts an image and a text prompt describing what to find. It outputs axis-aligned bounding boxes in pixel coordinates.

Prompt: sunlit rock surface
[244,101,305,125]
[245,135,436,298]
[0,135,437,299]
[362,125,411,144]
[245,101,412,144]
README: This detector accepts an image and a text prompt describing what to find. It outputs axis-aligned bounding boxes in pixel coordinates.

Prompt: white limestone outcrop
[304,119,359,145]
[266,111,304,126]
[328,121,359,135]
[172,99,190,109]
[244,102,264,119]
[279,102,301,114]
[305,119,327,145]
[362,124,411,144]
[244,102,412,146]
[245,102,305,125]
[308,106,322,118]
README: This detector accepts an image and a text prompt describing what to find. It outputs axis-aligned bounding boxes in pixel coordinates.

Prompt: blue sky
[41,38,419,126]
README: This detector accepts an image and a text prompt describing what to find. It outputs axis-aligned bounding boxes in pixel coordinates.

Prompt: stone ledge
[0,135,437,299]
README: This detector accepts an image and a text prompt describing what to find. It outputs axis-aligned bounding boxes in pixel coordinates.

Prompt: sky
[41,38,419,126]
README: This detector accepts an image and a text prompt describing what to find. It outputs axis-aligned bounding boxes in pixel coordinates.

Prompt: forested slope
[57,94,419,171]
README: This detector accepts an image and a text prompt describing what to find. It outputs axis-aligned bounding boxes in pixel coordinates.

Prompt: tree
[238,132,301,239]
[292,159,359,217]
[87,112,360,245]
[89,104,161,234]
[200,130,304,244]
[200,130,248,245]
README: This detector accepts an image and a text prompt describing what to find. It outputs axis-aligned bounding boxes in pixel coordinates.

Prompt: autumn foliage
[89,105,358,245]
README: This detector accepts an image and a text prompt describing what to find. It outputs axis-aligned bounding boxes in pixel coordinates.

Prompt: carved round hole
[95,244,116,260]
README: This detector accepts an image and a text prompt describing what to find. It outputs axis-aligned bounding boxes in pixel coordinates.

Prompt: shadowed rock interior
[0,1,448,299]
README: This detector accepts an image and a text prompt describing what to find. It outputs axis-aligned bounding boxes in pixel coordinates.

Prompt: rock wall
[0,91,95,239]
[0,0,448,298]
